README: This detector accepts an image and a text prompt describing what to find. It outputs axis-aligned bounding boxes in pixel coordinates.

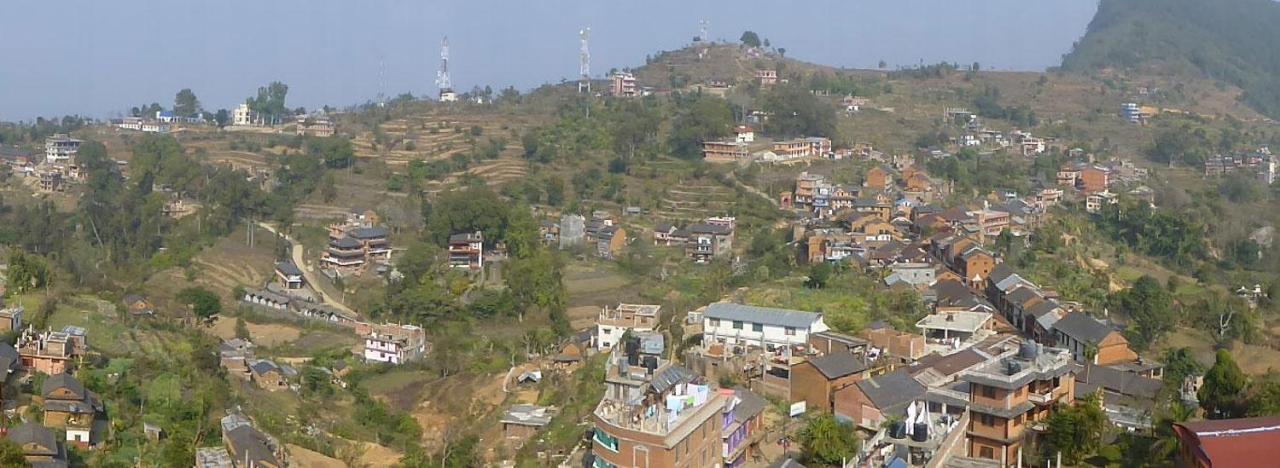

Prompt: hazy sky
[0,0,1098,121]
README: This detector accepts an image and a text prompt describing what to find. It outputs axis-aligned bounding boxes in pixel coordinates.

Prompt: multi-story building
[685,222,734,263]
[233,103,256,126]
[734,125,754,143]
[274,262,304,289]
[322,212,392,273]
[610,72,639,98]
[771,137,831,160]
[362,323,428,364]
[595,304,660,351]
[702,140,749,163]
[1052,312,1138,366]
[42,373,102,449]
[701,303,828,350]
[448,231,485,270]
[757,69,777,86]
[591,334,762,468]
[44,134,80,165]
[18,326,87,376]
[960,343,1075,466]
[295,115,336,137]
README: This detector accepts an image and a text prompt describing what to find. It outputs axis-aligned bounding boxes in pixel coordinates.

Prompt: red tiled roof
[1174,416,1280,467]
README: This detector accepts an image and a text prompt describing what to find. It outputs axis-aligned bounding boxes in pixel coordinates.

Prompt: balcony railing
[1028,390,1055,405]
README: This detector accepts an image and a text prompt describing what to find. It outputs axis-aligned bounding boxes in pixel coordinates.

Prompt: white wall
[701,316,828,348]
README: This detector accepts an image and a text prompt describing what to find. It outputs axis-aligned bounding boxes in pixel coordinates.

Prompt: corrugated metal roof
[704,303,822,329]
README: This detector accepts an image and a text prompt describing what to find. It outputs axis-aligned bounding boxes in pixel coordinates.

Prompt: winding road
[256,222,360,318]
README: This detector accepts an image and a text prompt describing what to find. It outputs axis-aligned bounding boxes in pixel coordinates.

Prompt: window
[709,319,720,327]
[785,327,796,336]
[981,385,996,398]
[593,430,620,452]
[980,447,994,459]
[752,323,763,333]
[732,321,743,330]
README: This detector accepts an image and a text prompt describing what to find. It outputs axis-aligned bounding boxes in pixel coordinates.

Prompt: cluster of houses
[574,160,1173,466]
[702,130,833,164]
[321,210,392,276]
[1204,147,1277,185]
[195,409,289,467]
[587,326,769,468]
[537,210,628,259]
[652,216,736,263]
[0,302,107,466]
[111,110,206,134]
[1056,156,1151,213]
[942,108,1047,157]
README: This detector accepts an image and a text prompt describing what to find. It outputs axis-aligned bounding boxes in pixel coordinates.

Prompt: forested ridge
[1062,0,1280,118]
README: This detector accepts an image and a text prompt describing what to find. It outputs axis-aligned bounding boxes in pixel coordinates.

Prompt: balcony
[1028,389,1056,405]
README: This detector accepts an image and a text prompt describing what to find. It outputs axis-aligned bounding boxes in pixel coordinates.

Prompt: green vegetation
[1042,394,1108,464]
[798,414,859,466]
[1063,0,1280,118]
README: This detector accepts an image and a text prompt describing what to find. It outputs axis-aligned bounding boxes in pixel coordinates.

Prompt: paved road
[257,222,360,318]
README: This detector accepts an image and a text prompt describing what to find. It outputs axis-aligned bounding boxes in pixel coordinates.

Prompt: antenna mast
[377,56,386,108]
[699,19,710,43]
[579,28,591,93]
[437,36,457,102]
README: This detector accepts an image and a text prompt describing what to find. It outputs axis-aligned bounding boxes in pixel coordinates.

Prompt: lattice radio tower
[699,19,710,43]
[436,36,457,102]
[377,56,387,108]
[579,28,591,93]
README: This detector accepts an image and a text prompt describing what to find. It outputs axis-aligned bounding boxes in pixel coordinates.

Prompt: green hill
[1062,0,1280,118]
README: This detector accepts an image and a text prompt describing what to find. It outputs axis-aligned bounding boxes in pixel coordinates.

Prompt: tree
[762,83,837,138]
[174,88,201,117]
[1043,394,1108,464]
[177,287,222,323]
[234,317,251,340]
[798,414,859,466]
[248,81,289,124]
[668,94,734,159]
[1109,275,1173,349]
[214,109,230,127]
[739,31,761,48]
[1200,349,1248,419]
[1247,380,1280,416]
[805,262,832,289]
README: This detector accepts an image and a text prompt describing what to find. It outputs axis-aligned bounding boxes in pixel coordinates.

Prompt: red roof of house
[1174,416,1280,467]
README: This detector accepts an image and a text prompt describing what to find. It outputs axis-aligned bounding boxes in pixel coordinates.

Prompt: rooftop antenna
[437,36,457,102]
[579,28,591,94]
[377,56,387,108]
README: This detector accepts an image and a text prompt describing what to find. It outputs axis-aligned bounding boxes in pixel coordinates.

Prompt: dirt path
[257,222,360,319]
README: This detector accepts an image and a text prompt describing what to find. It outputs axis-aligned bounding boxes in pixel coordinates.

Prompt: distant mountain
[1062,0,1280,118]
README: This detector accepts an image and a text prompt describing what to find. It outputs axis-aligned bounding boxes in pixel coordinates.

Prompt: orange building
[865,166,890,191]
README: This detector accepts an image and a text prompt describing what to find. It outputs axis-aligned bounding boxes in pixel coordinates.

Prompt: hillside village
[4,4,1280,467]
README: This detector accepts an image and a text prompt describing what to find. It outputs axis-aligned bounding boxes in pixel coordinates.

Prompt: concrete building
[501,404,558,447]
[559,214,586,249]
[1173,416,1280,467]
[701,303,828,349]
[448,231,484,270]
[44,134,80,165]
[960,343,1075,466]
[610,72,639,98]
[595,304,661,351]
[362,323,427,364]
[702,140,749,163]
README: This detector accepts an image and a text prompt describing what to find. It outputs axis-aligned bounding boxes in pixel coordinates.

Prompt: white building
[233,103,255,126]
[45,134,80,165]
[594,303,660,351]
[735,125,755,143]
[363,323,427,364]
[701,303,828,350]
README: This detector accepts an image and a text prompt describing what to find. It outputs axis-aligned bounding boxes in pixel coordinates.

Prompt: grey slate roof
[856,369,926,412]
[42,373,87,400]
[1075,364,1162,399]
[688,223,732,235]
[330,236,361,249]
[731,387,768,425]
[449,231,482,243]
[250,360,281,375]
[704,303,822,329]
[1006,285,1042,306]
[9,422,57,456]
[275,261,303,276]
[806,353,870,380]
[0,342,18,372]
[1054,313,1115,343]
[500,404,558,427]
[351,226,388,239]
[225,425,280,466]
[988,264,1016,285]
